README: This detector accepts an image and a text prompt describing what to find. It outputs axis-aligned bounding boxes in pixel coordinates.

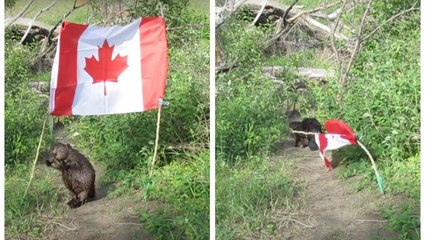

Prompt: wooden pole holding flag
[291,130,316,135]
[150,106,162,176]
[149,99,168,177]
[357,140,385,194]
[22,116,47,202]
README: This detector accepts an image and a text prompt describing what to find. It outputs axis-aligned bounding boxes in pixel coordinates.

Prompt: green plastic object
[376,175,384,194]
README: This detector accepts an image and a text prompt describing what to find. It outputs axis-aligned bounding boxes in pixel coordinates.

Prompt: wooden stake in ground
[149,106,162,177]
[149,4,165,177]
[22,116,47,202]
[357,140,384,194]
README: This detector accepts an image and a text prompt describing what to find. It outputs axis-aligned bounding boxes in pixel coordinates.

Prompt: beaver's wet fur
[46,143,95,208]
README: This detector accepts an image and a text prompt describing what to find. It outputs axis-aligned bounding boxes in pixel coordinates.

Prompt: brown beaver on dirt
[46,143,96,208]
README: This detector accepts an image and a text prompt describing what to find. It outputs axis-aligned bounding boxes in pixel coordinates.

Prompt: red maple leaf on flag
[84,39,128,96]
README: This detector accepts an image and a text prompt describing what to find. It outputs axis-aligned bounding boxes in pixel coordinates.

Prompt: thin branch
[262,1,300,49]
[250,0,268,27]
[283,0,299,25]
[92,8,132,25]
[273,214,315,228]
[326,6,342,20]
[19,0,59,45]
[149,107,163,177]
[33,39,56,64]
[329,0,348,78]
[301,15,348,41]
[115,222,144,226]
[340,0,373,86]
[103,0,108,19]
[47,0,89,44]
[5,0,36,29]
[288,217,315,228]
[47,218,78,231]
[354,219,387,223]
[262,18,295,49]
[291,130,317,135]
[22,117,47,202]
[362,6,419,42]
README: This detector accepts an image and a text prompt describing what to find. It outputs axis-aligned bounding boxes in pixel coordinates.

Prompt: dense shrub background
[311,11,419,198]
[215,16,296,239]
[5,34,51,165]
[5,28,59,237]
[216,19,286,163]
[309,8,420,239]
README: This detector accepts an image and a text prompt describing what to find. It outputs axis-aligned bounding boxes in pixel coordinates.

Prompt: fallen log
[243,0,348,43]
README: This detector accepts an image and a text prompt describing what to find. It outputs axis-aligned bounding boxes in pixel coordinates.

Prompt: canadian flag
[49,17,168,116]
[314,120,357,169]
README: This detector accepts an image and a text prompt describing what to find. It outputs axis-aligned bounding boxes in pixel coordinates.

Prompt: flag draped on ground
[314,120,357,169]
[49,17,168,116]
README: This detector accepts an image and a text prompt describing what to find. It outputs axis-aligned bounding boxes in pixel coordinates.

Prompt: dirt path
[271,138,398,240]
[41,126,155,240]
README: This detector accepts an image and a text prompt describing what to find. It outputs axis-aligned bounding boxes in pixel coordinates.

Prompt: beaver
[301,118,322,150]
[46,143,96,208]
[286,109,307,147]
[289,121,308,147]
[288,116,322,149]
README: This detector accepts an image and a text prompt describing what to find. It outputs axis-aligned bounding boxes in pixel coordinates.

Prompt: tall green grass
[5,165,68,238]
[216,157,298,239]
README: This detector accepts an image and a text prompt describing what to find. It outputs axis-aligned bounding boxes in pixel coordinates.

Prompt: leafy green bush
[382,153,420,199]
[216,17,286,162]
[216,77,285,162]
[309,10,419,240]
[310,12,419,195]
[140,152,209,239]
[5,30,57,239]
[383,204,420,240]
[130,0,209,49]
[5,33,51,165]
